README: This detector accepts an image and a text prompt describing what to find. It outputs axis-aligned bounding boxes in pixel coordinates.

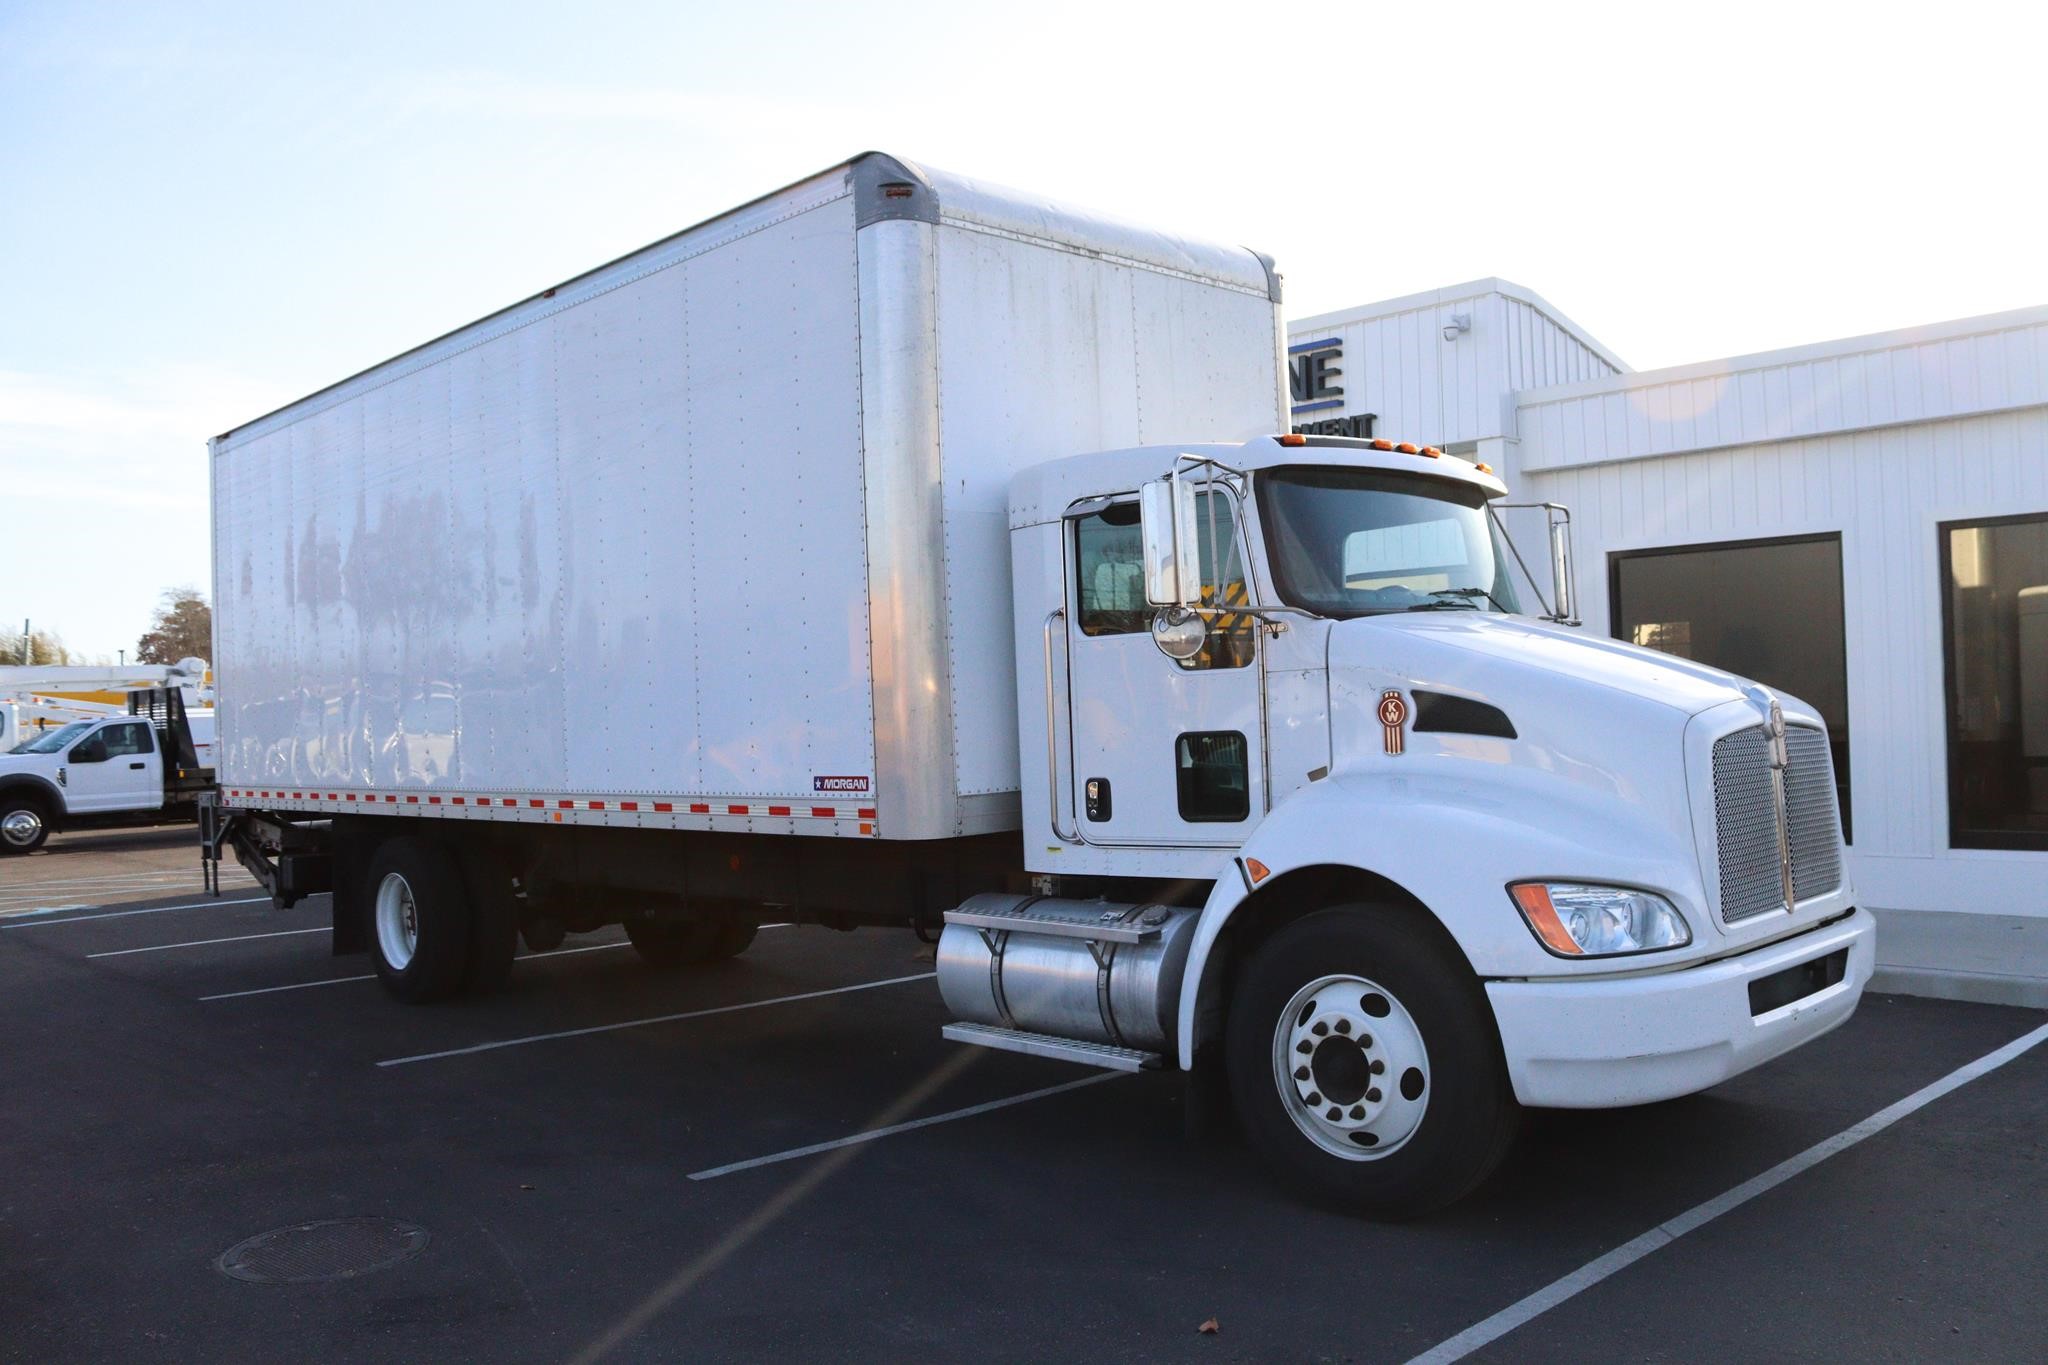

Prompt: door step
[943,901,1166,944]
[941,1022,1161,1072]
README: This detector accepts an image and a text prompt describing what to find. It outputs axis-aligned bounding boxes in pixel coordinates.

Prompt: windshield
[11,721,95,755]
[1258,466,1521,618]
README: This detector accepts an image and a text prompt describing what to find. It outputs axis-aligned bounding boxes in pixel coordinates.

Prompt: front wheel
[0,796,50,855]
[1226,906,1519,1219]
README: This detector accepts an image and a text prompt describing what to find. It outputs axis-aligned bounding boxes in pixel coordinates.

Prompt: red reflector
[529,799,543,808]
[558,800,573,809]
[406,796,419,803]
[427,796,441,805]
[728,804,747,815]
[327,793,338,801]
[653,802,674,813]
[769,805,791,816]
[690,803,710,814]
[589,800,605,810]
[385,795,397,803]
[620,801,638,811]
[859,807,877,819]
[452,797,464,805]
[812,806,836,818]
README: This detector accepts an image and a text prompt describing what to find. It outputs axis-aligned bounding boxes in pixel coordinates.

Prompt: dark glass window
[1072,495,1254,669]
[1611,535,1851,841]
[1176,731,1249,822]
[1941,514,2048,850]
[101,723,153,756]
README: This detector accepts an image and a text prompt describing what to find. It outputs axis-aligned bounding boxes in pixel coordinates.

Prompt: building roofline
[1289,277,1630,374]
[1515,300,2048,405]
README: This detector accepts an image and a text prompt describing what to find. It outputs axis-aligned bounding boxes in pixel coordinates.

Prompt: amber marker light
[1371,438,1394,451]
[1246,857,1272,883]
[1510,883,1584,956]
[1278,433,1307,446]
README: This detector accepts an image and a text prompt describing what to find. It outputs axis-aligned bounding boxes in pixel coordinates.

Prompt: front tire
[1226,906,1519,1219]
[0,796,50,855]
[368,837,474,1003]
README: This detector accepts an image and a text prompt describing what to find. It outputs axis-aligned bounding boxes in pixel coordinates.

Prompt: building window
[1611,535,1852,841]
[1941,514,2048,850]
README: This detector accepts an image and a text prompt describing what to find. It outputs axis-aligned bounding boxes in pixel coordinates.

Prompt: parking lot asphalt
[2,829,2044,1362]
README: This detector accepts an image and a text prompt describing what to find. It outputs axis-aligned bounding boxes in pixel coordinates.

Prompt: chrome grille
[1711,721,1845,924]
[1784,725,1844,903]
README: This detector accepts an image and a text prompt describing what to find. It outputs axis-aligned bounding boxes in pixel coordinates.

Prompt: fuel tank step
[943,898,1169,943]
[941,1022,1161,1073]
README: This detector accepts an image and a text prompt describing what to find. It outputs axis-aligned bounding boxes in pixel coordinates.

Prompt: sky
[2,0,2043,660]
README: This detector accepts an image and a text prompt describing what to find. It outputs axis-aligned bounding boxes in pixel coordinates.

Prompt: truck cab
[934,432,1875,1214]
[0,691,215,853]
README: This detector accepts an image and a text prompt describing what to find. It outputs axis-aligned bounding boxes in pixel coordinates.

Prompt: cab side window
[100,723,154,757]
[1075,503,1149,636]
[1072,494,1256,670]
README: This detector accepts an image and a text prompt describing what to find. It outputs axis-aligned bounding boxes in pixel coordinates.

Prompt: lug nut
[1326,1106,1342,1121]
[1306,1092,1322,1105]
[1297,1040,1313,1055]
[1366,1088,1382,1103]
[1369,1059,1385,1075]
[1349,1105,1365,1120]
[1312,1021,1328,1036]
[1334,1018,1351,1034]
[1294,1066,1310,1081]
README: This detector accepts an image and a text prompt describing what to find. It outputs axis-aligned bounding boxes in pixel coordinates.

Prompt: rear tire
[1226,905,1519,1219]
[367,837,474,1003]
[0,796,50,855]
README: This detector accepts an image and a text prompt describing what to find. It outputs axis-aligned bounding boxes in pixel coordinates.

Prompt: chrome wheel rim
[1,808,43,848]
[375,872,419,971]
[1270,973,1431,1161]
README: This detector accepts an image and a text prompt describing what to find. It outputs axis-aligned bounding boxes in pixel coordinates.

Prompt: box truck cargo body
[210,155,1283,839]
[209,154,1872,1216]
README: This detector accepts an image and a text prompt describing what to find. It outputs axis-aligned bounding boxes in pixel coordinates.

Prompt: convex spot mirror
[1139,475,1201,609]
[1151,607,1207,661]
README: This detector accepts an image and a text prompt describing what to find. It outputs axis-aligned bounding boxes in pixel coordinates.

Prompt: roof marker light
[1371,438,1394,451]
[1395,443,1418,454]
[1419,446,1442,458]
[1278,433,1306,446]
[1476,462,1494,475]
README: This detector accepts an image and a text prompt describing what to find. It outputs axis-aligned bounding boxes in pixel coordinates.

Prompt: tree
[136,587,213,665]
[0,626,72,665]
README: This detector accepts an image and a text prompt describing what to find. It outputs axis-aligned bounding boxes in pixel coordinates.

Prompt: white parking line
[687,1071,1123,1181]
[87,927,328,959]
[198,940,640,1000]
[1405,1018,2048,1365]
[1,895,274,928]
[376,972,936,1067]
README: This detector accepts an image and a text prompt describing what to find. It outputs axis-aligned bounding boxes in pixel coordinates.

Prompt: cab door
[1064,491,1264,847]
[64,720,163,813]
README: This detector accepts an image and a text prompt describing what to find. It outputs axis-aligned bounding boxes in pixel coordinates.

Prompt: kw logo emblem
[1378,691,1408,756]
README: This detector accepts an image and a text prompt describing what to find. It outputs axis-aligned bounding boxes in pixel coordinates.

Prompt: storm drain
[216,1218,429,1284]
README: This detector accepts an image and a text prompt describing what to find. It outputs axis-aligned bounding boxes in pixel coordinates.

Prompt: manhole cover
[216,1218,429,1284]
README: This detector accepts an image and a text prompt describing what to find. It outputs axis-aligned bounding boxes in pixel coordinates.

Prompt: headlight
[1509,882,1692,958]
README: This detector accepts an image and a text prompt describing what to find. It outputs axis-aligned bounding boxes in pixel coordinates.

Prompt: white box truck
[206,153,1873,1215]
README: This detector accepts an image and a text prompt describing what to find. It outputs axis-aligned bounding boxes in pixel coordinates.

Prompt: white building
[1288,282,2047,994]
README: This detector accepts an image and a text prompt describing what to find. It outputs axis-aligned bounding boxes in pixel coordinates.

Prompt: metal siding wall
[1521,404,2048,917]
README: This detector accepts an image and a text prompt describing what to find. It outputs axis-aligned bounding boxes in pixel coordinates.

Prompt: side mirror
[71,739,108,764]
[1139,473,1201,608]
[1548,511,1577,626]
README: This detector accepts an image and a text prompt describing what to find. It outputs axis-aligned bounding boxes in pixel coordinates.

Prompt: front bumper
[1486,906,1876,1108]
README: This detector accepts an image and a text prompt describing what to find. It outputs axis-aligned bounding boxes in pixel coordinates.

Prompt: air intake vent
[1411,691,1516,739]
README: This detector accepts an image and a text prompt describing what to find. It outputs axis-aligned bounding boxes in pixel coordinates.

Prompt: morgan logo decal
[1378,691,1407,756]
[813,775,871,793]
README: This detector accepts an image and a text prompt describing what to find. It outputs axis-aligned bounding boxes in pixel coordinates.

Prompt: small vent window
[1176,731,1249,823]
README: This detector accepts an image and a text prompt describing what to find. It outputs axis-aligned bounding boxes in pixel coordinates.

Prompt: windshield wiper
[1410,586,1511,613]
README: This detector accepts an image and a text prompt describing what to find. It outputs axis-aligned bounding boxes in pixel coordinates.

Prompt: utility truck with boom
[204,154,1872,1214]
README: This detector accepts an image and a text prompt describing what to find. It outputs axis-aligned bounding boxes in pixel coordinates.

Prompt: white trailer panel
[211,155,1283,840]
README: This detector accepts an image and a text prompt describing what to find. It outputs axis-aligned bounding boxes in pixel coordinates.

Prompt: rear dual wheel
[367,837,518,1003]
[1227,906,1519,1219]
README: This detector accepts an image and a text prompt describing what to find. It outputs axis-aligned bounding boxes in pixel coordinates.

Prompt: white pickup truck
[0,692,216,853]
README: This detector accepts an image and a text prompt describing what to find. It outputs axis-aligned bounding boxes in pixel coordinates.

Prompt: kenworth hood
[1324,612,1764,888]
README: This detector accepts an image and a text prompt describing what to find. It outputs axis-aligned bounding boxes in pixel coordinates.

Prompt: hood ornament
[1744,685,1796,913]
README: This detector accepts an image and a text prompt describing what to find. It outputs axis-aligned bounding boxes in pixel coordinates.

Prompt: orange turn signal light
[1278,433,1306,446]
[1511,884,1583,956]
[1246,857,1272,884]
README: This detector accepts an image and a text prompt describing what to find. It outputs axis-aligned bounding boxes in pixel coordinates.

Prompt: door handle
[129,762,146,769]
